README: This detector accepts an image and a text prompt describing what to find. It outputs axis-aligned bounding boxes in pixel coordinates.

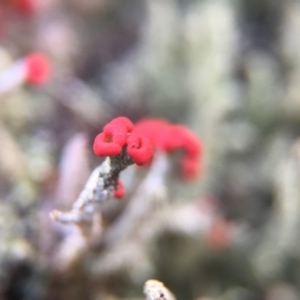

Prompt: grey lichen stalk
[50,148,134,225]
[144,279,176,300]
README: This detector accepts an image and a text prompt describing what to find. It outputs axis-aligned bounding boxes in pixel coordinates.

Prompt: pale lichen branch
[144,279,176,300]
[50,148,133,225]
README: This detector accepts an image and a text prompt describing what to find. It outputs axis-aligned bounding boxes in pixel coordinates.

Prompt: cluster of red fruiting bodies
[93,117,203,199]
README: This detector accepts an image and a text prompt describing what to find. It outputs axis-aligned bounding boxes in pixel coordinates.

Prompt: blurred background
[1,0,300,299]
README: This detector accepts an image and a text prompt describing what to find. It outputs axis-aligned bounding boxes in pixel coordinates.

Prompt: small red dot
[25,53,51,85]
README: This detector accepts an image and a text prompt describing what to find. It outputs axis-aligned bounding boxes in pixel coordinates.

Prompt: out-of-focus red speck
[25,53,51,85]
[13,0,36,15]
[206,218,231,250]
